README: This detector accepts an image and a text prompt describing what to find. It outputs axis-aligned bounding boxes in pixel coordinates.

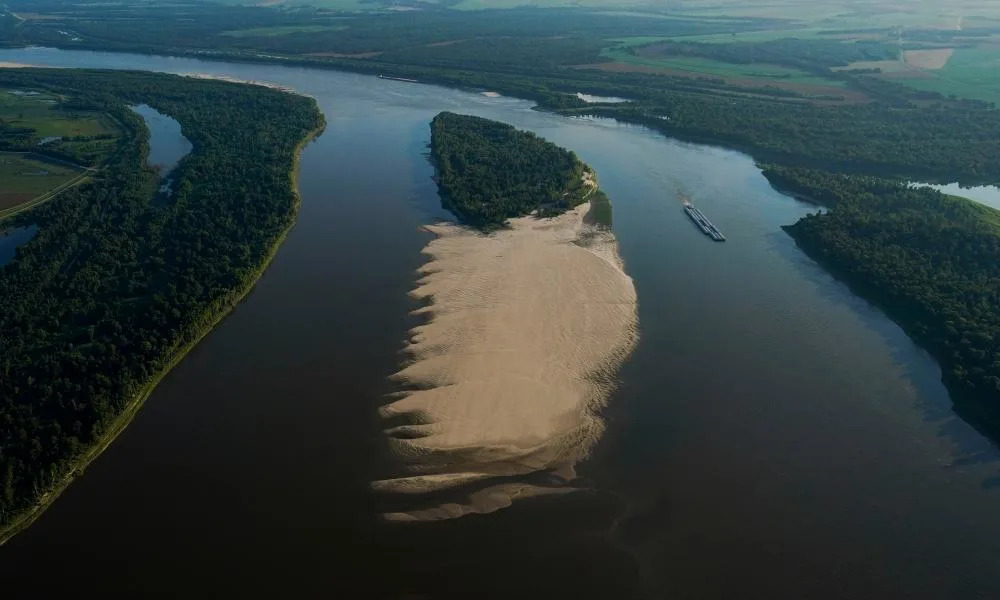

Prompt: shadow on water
[130,103,192,202]
[777,229,1000,472]
[0,224,38,266]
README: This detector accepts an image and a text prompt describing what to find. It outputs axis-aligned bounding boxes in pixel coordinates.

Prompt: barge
[683,201,726,242]
[377,74,419,83]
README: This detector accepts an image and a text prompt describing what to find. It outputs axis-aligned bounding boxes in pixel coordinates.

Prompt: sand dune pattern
[374,203,638,521]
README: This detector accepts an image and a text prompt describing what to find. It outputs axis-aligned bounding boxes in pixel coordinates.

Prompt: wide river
[2,48,999,599]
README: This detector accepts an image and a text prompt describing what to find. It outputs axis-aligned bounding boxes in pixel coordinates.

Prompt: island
[0,68,324,544]
[373,112,636,521]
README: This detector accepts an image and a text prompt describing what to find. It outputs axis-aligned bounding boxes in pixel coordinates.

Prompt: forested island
[430,111,607,229]
[767,166,1000,435]
[0,68,323,543]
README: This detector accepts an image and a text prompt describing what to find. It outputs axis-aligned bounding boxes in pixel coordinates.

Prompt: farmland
[221,25,348,38]
[0,87,119,213]
[0,152,84,214]
[0,89,114,139]
[599,46,846,88]
[883,45,1000,106]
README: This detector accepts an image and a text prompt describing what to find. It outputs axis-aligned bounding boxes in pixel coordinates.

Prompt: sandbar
[376,202,638,521]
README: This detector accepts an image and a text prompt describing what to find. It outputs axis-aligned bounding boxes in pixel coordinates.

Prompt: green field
[0,89,115,139]
[220,24,348,37]
[209,0,371,10]
[0,152,84,212]
[887,45,1000,106]
[599,47,845,87]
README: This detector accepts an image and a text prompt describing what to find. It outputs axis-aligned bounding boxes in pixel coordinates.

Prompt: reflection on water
[914,181,1000,211]
[131,103,192,199]
[0,46,998,599]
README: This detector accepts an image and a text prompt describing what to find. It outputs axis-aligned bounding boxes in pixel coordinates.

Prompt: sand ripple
[375,203,638,520]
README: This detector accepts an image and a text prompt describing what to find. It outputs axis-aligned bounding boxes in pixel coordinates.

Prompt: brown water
[1,47,999,599]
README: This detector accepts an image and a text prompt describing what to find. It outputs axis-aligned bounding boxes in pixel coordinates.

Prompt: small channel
[914,181,1000,211]
[130,103,193,198]
[0,225,38,267]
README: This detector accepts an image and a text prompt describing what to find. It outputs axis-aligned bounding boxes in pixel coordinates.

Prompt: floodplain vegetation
[430,112,598,229]
[0,68,323,541]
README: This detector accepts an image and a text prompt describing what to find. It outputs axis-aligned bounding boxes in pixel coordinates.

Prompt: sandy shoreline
[376,202,638,521]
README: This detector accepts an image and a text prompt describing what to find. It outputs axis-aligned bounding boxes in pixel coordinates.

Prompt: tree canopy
[0,68,323,533]
[430,111,592,229]
[769,165,1000,435]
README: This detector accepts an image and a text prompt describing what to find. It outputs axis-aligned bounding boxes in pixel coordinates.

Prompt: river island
[374,112,637,520]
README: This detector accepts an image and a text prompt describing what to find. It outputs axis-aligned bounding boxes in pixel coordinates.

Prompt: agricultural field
[0,89,115,140]
[597,46,847,88]
[220,24,348,37]
[0,152,84,213]
[207,0,372,9]
[0,88,122,166]
[880,44,1000,106]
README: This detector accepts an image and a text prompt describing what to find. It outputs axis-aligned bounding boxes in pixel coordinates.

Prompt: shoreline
[0,120,325,547]
[376,201,638,521]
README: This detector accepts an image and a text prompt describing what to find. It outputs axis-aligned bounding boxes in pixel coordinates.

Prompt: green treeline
[430,112,592,229]
[0,68,323,533]
[769,165,1000,432]
[575,93,1000,183]
[631,38,898,70]
[8,4,1000,184]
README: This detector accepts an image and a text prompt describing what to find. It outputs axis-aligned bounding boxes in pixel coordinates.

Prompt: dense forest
[430,112,593,229]
[768,165,1000,434]
[0,69,323,537]
[572,93,1000,184]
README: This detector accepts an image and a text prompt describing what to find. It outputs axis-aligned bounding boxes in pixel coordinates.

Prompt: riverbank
[0,120,324,548]
[375,202,638,521]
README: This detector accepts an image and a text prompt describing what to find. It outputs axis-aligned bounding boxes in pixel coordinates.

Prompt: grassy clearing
[884,44,1000,105]
[0,153,83,211]
[0,89,116,138]
[600,47,845,87]
[220,24,348,37]
[451,0,651,9]
[629,29,830,45]
[671,0,980,28]
[211,0,371,9]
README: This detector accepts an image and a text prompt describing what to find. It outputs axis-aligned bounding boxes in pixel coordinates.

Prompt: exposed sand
[0,62,45,69]
[376,202,638,521]
[177,72,295,93]
[904,48,955,70]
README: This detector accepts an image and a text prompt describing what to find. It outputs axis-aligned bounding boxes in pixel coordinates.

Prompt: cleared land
[1,89,116,139]
[882,44,1000,106]
[0,153,85,212]
[599,47,846,88]
[220,25,347,37]
[580,61,868,103]
[903,48,955,70]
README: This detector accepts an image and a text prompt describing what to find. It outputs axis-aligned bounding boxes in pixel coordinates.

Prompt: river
[1,47,998,599]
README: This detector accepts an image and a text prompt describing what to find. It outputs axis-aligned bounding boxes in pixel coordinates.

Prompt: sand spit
[376,203,638,521]
[178,72,296,93]
[0,62,45,69]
